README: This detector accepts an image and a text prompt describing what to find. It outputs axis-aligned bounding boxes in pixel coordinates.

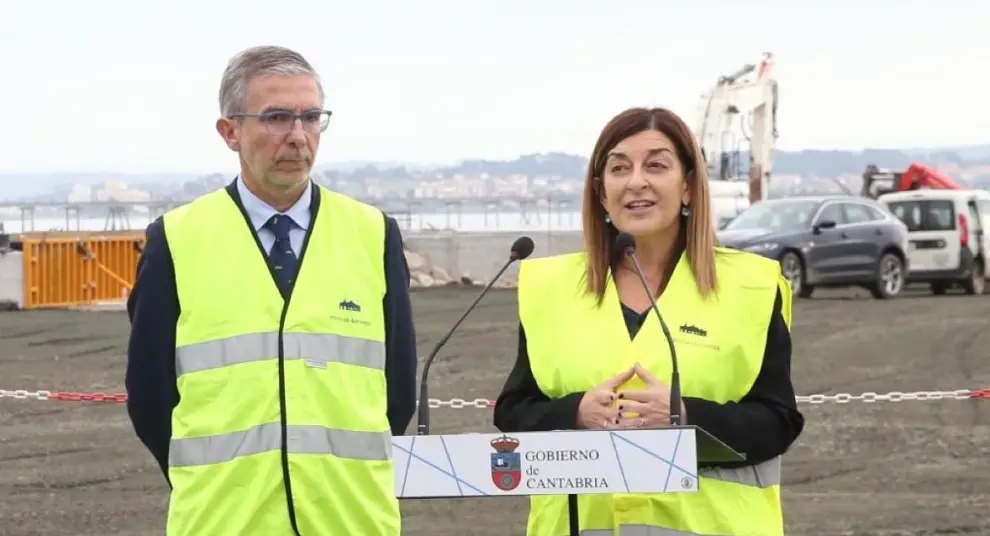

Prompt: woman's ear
[681,171,693,206]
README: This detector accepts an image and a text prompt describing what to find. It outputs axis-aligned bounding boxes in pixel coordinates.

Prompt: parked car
[717,195,910,299]
[877,189,989,295]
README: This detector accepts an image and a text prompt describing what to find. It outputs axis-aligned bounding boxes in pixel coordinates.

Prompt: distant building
[67,184,93,203]
[96,180,151,202]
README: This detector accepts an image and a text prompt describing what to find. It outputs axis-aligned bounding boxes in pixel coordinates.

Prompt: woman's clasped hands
[576,363,682,430]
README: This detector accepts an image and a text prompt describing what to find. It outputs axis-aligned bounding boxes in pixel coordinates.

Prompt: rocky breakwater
[404,248,517,289]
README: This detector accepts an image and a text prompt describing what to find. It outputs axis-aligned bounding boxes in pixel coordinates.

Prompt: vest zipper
[276,303,302,536]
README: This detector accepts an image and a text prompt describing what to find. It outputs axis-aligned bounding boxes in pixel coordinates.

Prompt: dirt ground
[1,285,989,536]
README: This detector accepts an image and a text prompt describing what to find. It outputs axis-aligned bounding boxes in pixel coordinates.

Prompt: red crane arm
[896,162,963,191]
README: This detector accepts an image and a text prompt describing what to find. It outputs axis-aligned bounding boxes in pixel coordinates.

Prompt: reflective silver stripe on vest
[573,459,781,535]
[582,525,728,535]
[700,456,781,487]
[169,422,392,467]
[175,332,386,376]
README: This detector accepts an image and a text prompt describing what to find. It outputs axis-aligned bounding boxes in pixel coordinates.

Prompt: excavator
[860,162,964,199]
[694,52,779,226]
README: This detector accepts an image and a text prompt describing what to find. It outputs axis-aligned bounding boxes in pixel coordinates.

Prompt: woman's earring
[604,213,612,224]
[680,204,691,217]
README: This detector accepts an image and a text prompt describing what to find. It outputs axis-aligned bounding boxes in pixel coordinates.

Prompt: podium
[393,426,743,499]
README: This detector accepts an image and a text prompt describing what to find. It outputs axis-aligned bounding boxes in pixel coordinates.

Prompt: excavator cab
[861,165,904,198]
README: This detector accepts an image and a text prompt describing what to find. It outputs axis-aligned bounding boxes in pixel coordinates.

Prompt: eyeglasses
[230,109,332,135]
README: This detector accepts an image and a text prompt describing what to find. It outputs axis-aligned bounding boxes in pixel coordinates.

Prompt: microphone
[416,236,535,436]
[614,232,683,426]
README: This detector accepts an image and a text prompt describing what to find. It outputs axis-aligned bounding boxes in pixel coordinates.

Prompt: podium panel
[393,428,699,498]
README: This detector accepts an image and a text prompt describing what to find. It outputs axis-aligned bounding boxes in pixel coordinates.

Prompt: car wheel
[961,260,985,295]
[871,253,904,299]
[779,252,806,298]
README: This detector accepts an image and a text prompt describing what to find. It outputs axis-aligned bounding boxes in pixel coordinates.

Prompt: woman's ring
[638,417,647,427]
[603,419,609,428]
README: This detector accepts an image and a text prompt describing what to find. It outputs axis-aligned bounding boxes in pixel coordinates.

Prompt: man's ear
[216,117,239,151]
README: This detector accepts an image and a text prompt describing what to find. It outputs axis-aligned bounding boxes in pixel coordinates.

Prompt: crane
[860,162,964,199]
[694,52,779,226]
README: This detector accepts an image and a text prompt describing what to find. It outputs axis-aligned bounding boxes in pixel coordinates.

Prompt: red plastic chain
[48,391,129,403]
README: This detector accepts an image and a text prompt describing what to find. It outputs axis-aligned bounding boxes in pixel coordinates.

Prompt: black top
[492,289,804,467]
[124,185,418,482]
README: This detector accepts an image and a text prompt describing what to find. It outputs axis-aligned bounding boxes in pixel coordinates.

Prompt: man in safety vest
[124,45,417,536]
[494,107,804,535]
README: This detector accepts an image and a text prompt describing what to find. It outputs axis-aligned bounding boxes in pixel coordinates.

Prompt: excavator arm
[695,52,779,206]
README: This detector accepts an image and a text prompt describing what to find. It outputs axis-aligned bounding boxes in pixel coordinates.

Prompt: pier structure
[0,194,581,236]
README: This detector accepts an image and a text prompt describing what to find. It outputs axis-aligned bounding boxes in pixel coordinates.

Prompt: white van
[877,189,990,295]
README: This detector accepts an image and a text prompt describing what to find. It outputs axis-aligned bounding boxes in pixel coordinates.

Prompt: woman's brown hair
[581,107,718,302]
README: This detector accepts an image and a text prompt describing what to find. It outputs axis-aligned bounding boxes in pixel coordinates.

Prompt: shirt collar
[236,176,312,232]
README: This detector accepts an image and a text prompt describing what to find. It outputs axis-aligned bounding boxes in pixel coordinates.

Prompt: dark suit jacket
[124,183,418,482]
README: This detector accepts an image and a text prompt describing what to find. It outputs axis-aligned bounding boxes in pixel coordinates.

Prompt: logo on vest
[490,435,522,491]
[676,323,719,351]
[679,324,707,337]
[328,299,371,329]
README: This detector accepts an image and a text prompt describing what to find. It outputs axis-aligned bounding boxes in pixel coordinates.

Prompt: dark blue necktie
[265,214,298,296]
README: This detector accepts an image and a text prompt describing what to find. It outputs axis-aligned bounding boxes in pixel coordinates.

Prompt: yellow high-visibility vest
[517,248,792,536]
[162,185,399,536]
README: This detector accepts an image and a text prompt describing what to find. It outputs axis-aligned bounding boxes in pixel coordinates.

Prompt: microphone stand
[624,248,682,426]
[416,253,521,436]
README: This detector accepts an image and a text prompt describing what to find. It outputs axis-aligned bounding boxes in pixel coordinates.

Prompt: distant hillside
[429,146,990,180]
[3,145,989,200]
[327,146,990,182]
[773,146,990,177]
[438,152,589,178]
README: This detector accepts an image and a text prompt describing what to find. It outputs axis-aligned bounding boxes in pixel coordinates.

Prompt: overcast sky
[2,0,986,175]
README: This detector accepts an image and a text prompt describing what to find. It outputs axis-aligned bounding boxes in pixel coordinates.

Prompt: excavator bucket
[757,53,776,81]
[749,163,763,204]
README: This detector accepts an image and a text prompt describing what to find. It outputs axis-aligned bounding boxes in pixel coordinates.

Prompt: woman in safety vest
[493,107,805,536]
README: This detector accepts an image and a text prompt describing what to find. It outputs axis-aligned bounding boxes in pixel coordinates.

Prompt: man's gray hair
[218,45,325,117]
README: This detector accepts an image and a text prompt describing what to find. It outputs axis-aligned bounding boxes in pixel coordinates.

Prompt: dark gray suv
[717,196,910,299]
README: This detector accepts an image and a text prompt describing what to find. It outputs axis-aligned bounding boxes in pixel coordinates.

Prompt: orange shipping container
[20,234,146,309]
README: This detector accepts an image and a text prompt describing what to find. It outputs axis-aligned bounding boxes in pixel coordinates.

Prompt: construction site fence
[9,232,146,309]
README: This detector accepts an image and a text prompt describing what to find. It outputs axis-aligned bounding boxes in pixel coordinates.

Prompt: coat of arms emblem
[489,435,522,491]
